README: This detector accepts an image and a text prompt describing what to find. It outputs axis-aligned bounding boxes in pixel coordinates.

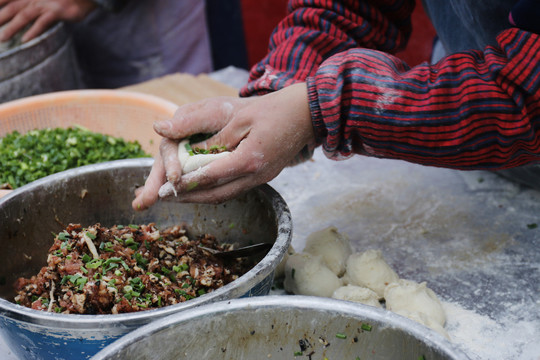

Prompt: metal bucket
[0,159,292,359]
[0,22,82,103]
[91,295,470,360]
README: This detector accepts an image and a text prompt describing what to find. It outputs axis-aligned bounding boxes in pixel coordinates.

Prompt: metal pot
[0,159,292,359]
[91,295,470,360]
[0,22,82,103]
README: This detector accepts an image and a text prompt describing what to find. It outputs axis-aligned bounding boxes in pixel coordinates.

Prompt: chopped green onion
[134,253,148,267]
[361,323,372,332]
[0,127,149,189]
[335,333,347,339]
[81,254,91,263]
[125,238,139,250]
[86,259,103,269]
[99,241,114,252]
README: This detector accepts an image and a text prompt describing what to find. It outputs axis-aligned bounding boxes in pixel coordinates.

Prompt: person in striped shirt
[133,0,540,209]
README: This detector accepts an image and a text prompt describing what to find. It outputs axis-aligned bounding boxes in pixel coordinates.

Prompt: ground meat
[14,223,250,314]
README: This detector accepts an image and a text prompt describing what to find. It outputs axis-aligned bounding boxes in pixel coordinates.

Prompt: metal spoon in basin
[199,243,273,259]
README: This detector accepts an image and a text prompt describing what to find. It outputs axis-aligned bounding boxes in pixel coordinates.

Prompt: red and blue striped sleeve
[308,28,540,169]
[241,0,540,170]
[241,0,414,95]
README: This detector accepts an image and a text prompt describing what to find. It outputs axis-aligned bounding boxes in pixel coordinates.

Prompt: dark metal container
[0,23,82,103]
[0,159,292,359]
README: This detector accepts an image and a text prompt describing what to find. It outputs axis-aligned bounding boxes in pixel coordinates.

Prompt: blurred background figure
[0,0,249,88]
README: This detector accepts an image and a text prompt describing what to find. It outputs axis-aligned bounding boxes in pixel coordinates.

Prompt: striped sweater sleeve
[240,0,414,96]
[241,0,540,170]
[308,28,540,169]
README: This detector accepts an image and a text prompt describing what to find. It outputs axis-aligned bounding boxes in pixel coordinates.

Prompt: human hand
[132,82,315,209]
[0,0,96,42]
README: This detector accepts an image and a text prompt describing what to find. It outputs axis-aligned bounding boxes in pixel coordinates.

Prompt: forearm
[308,28,540,170]
[241,0,414,96]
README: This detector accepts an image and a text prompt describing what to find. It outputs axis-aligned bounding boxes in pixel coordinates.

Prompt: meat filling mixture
[14,223,250,314]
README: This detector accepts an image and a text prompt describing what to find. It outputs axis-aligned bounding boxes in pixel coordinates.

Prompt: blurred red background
[240,0,437,68]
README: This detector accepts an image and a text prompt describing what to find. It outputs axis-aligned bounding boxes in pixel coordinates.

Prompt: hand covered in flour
[0,0,96,42]
[132,82,314,209]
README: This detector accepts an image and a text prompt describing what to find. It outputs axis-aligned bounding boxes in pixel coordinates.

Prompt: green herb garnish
[0,127,149,188]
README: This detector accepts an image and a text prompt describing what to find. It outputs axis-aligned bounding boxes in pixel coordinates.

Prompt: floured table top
[1,70,538,359]
[269,149,540,360]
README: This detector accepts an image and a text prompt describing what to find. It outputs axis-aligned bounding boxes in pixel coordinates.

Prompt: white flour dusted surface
[444,301,540,360]
[270,149,540,360]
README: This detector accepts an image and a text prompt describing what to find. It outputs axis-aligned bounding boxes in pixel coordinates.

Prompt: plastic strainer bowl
[0,89,178,156]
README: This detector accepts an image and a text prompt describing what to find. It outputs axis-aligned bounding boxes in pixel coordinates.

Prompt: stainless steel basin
[0,159,292,359]
[92,295,470,360]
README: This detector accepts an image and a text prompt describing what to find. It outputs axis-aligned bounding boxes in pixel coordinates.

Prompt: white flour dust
[443,301,540,360]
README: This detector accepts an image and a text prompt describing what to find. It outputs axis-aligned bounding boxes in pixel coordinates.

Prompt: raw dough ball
[384,279,446,327]
[283,252,342,297]
[303,226,352,276]
[331,285,382,308]
[345,249,399,298]
[393,309,449,339]
[178,139,230,173]
[340,272,352,286]
[274,245,295,280]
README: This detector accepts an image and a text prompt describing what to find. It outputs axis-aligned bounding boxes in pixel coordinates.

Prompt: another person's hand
[132,82,315,209]
[0,0,96,43]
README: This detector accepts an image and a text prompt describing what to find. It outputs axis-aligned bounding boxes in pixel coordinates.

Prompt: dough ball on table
[303,226,352,276]
[274,245,296,280]
[345,249,399,298]
[393,309,450,339]
[384,279,446,327]
[283,252,342,297]
[331,285,382,308]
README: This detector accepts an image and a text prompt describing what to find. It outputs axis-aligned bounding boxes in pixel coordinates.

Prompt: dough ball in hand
[384,279,446,327]
[303,226,352,276]
[345,249,399,298]
[331,284,382,308]
[283,252,342,297]
[178,139,230,173]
